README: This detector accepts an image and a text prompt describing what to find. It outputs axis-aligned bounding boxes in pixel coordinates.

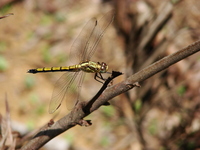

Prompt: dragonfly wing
[49,71,84,114]
[69,10,114,63]
[86,10,114,60]
[69,18,97,64]
[64,71,85,110]
[68,71,86,107]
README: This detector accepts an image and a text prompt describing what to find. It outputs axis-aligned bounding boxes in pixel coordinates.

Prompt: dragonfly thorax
[79,61,108,73]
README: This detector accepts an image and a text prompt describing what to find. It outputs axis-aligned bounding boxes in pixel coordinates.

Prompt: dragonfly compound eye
[100,62,108,73]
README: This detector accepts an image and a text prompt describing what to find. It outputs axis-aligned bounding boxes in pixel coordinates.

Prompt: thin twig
[0,13,13,19]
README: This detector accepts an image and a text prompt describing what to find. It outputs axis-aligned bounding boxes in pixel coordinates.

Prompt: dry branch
[21,39,200,149]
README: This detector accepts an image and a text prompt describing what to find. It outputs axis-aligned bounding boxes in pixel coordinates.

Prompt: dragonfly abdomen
[27,65,80,74]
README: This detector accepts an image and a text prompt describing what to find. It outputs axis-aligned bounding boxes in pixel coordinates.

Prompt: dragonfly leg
[94,73,106,84]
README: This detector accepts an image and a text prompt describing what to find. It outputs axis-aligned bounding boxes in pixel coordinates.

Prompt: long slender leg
[94,73,106,84]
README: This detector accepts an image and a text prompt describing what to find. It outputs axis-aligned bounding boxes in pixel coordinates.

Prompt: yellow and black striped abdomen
[27,65,80,74]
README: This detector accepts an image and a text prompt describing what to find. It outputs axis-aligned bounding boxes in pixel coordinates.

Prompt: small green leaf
[25,76,35,89]
[0,42,7,52]
[42,46,52,63]
[0,56,9,71]
[134,99,142,113]
[171,0,181,4]
[64,134,74,143]
[26,120,35,130]
[55,13,66,22]
[29,93,39,104]
[101,105,115,117]
[40,14,53,25]
[35,105,45,115]
[177,85,186,96]
[148,119,158,135]
[0,4,12,13]
[100,136,110,147]
[57,54,68,63]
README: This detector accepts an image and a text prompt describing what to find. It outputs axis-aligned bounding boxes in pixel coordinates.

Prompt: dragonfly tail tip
[27,69,37,74]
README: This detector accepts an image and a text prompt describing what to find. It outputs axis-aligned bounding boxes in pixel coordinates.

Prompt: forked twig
[84,71,122,113]
[21,71,122,150]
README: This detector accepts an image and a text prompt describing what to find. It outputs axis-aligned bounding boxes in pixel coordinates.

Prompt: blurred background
[0,0,200,150]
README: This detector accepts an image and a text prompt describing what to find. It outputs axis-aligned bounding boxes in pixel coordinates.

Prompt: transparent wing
[49,71,85,114]
[86,10,114,60]
[69,18,97,64]
[70,10,114,63]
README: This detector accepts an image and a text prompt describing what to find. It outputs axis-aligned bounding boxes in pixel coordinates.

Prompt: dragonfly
[27,11,114,114]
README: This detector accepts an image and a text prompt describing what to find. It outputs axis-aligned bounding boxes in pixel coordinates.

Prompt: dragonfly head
[99,62,108,73]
